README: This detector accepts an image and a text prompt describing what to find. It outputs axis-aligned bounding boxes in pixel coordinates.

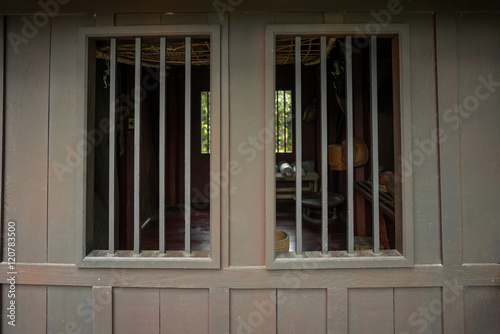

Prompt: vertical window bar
[185,36,192,254]
[134,37,142,254]
[207,92,211,153]
[159,37,166,254]
[275,92,278,152]
[295,36,303,255]
[370,36,380,254]
[108,38,117,254]
[320,36,328,255]
[284,91,287,152]
[346,36,354,254]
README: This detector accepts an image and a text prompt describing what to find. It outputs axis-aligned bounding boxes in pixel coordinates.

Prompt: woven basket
[276,230,289,253]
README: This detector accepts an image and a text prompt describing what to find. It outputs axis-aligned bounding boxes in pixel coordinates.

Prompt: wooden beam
[3,263,498,289]
[320,36,328,255]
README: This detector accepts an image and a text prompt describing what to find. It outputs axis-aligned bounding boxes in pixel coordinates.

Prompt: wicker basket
[276,230,289,253]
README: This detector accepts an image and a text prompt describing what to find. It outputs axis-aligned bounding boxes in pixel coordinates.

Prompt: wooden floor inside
[140,199,347,252]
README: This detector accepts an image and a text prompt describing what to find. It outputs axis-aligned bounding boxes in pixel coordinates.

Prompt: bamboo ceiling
[95,37,337,67]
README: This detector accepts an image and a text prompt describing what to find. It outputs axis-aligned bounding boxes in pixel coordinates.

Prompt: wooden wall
[0,5,499,333]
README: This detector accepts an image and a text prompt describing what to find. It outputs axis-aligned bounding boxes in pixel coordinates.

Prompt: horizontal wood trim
[0,1,499,14]
[1,263,498,289]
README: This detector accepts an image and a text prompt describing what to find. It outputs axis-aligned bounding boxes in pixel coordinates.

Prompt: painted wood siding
[0,8,499,334]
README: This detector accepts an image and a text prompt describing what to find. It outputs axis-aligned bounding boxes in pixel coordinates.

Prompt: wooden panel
[115,13,161,25]
[277,289,327,333]
[209,288,230,334]
[327,288,347,334]
[48,15,96,263]
[161,13,208,24]
[113,288,160,334]
[456,13,500,264]
[228,13,274,266]
[273,12,324,24]
[348,288,393,333]
[47,286,92,334]
[436,13,463,266]
[231,289,276,334]
[443,285,464,334]
[345,13,441,264]
[464,287,500,333]
[161,288,209,334]
[2,285,46,333]
[395,287,442,333]
[92,286,113,334]
[3,16,50,263]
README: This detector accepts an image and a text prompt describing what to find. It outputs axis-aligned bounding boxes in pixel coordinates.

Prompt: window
[265,24,413,269]
[76,25,221,268]
[275,90,293,153]
[201,91,210,154]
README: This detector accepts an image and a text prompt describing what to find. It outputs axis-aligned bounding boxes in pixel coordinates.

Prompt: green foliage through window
[201,91,210,154]
[275,90,293,153]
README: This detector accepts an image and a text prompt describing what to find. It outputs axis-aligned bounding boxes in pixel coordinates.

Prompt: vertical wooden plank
[327,288,348,334]
[48,15,96,263]
[370,35,380,254]
[184,36,192,254]
[320,36,328,255]
[295,35,303,255]
[108,37,117,254]
[161,289,209,334]
[3,16,50,263]
[208,24,222,267]
[134,37,141,254]
[456,13,500,264]
[209,288,229,334]
[0,15,4,260]
[346,35,354,255]
[230,13,275,266]
[159,37,166,254]
[2,285,46,333]
[394,287,442,334]
[114,288,160,334]
[436,13,462,266]
[47,286,92,334]
[443,285,464,334]
[92,286,113,334]
[231,289,276,334]
[211,12,230,268]
[278,289,327,333]
[464,287,500,333]
[349,288,393,333]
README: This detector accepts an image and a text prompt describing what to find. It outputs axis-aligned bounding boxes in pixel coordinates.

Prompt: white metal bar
[346,36,354,255]
[295,36,303,255]
[134,37,141,254]
[108,38,117,254]
[185,36,192,254]
[370,36,380,254]
[320,36,328,255]
[159,37,166,254]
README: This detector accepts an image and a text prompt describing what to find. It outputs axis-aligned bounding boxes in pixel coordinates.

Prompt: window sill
[268,250,413,269]
[77,250,219,269]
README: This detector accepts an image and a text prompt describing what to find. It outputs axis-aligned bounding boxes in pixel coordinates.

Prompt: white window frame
[265,24,414,269]
[76,25,221,269]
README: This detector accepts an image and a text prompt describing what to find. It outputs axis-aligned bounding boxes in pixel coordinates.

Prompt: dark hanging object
[302,98,318,122]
